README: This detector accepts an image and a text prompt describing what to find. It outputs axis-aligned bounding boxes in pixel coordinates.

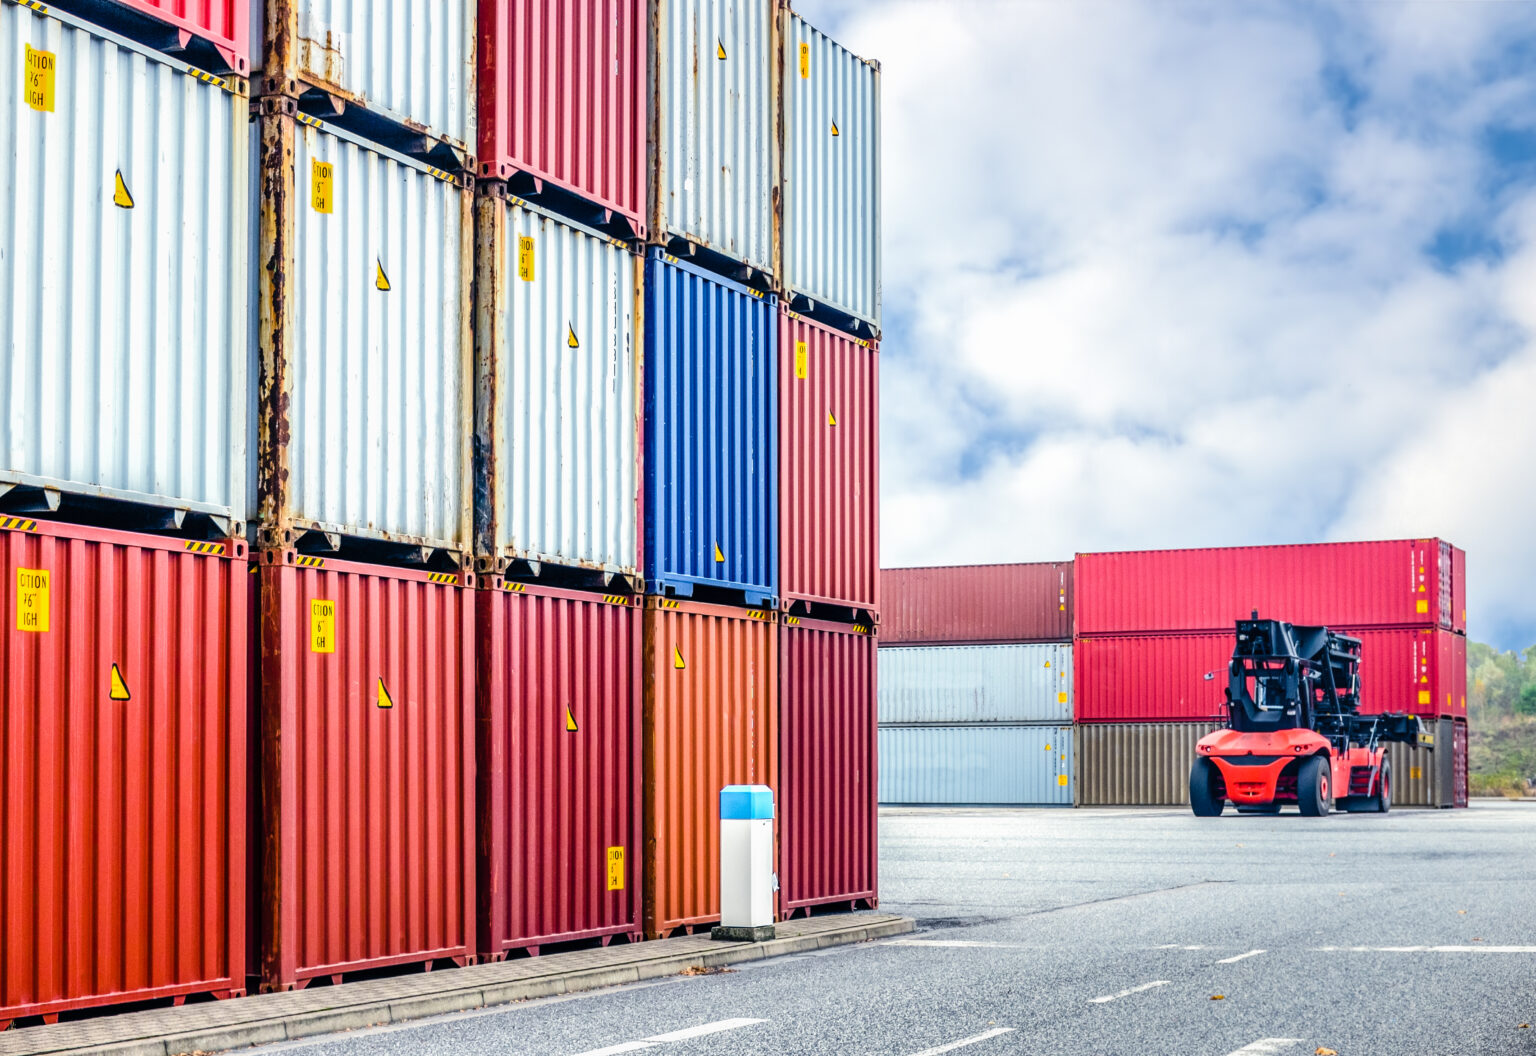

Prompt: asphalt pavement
[241,801,1536,1056]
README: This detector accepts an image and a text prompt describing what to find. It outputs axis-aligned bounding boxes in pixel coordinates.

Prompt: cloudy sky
[797,0,1536,650]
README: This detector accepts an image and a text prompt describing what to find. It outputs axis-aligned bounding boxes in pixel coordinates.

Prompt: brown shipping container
[2,518,247,1025]
[780,616,877,917]
[257,550,474,989]
[880,563,1073,645]
[780,310,879,619]
[1073,723,1219,807]
[642,598,778,938]
[476,580,642,958]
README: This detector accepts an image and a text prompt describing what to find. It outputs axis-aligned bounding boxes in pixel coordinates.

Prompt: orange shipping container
[642,599,778,938]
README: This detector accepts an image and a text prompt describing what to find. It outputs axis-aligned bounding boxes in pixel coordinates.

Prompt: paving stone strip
[1,913,914,1056]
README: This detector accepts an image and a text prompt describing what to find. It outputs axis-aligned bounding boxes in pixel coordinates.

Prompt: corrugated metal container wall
[1385,718,1467,808]
[260,0,474,151]
[878,725,1073,806]
[780,617,876,915]
[1075,540,1460,636]
[1,519,247,1022]
[779,310,877,616]
[880,564,1073,645]
[256,114,472,555]
[644,251,777,604]
[476,582,641,957]
[1451,545,1466,633]
[2,4,248,527]
[780,11,880,332]
[474,193,639,577]
[1452,718,1468,808]
[1073,723,1219,807]
[257,551,473,988]
[642,599,777,938]
[98,0,250,72]
[653,0,775,273]
[477,0,646,230]
[1354,628,1465,718]
[879,643,1072,725]
[1384,739,1437,807]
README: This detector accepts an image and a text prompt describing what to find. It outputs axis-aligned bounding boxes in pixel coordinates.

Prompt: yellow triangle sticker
[717,39,727,61]
[567,324,579,348]
[109,663,131,701]
[113,170,134,209]
[673,646,686,670]
[378,677,394,709]
[566,706,579,733]
[831,121,840,137]
[714,542,725,563]
[375,259,391,291]
[827,411,838,426]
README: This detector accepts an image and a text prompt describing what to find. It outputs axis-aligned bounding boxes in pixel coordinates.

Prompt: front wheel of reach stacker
[1189,757,1225,817]
[1297,755,1332,817]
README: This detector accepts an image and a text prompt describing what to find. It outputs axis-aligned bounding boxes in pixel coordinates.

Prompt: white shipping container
[1,2,248,527]
[653,0,775,275]
[474,193,639,577]
[879,725,1073,806]
[879,644,1073,725]
[781,10,880,333]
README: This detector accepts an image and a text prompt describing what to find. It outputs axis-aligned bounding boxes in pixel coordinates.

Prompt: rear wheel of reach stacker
[1297,755,1332,817]
[1371,757,1392,814]
[1190,757,1225,817]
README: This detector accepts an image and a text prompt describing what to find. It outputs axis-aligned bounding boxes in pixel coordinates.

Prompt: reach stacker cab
[1190,614,1429,817]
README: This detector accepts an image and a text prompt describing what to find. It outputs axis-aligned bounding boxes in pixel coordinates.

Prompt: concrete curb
[7,915,914,1056]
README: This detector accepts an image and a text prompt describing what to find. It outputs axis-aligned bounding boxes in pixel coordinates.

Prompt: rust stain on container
[780,616,876,916]
[642,598,777,939]
[881,563,1073,645]
[476,581,642,957]
[256,550,474,989]
[1,519,248,1024]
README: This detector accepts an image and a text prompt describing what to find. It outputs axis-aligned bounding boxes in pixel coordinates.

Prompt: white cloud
[796,0,1536,647]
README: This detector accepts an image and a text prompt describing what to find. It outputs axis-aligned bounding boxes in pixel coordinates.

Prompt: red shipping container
[780,615,877,916]
[1,518,247,1026]
[1452,546,1467,635]
[256,550,474,990]
[477,0,647,233]
[1075,627,1466,723]
[1075,540,1465,637]
[98,0,249,73]
[881,563,1073,645]
[780,310,879,619]
[476,580,642,958]
[642,598,777,938]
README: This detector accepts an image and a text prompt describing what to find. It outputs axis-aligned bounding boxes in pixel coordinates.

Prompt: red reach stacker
[1190,614,1429,817]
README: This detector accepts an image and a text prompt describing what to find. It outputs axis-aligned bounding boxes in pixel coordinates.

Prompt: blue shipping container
[878,725,1074,806]
[644,249,778,607]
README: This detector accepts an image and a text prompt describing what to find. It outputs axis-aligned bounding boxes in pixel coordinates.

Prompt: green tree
[1519,683,1536,717]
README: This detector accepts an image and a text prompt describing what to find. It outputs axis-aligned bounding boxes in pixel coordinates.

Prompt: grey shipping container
[879,725,1072,806]
[2,1,249,531]
[878,644,1072,725]
[1073,722,1220,807]
[1387,717,1467,808]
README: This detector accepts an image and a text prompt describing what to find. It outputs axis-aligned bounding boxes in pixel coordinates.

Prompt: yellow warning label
[311,159,334,213]
[109,663,131,701]
[310,599,335,653]
[1410,766,1422,780]
[567,324,579,348]
[673,645,686,670]
[714,542,725,563]
[566,706,579,733]
[795,340,808,379]
[113,170,134,209]
[831,120,840,137]
[827,411,837,426]
[517,235,536,281]
[25,45,55,113]
[1044,744,1051,752]
[1415,599,1428,614]
[1058,774,1069,786]
[1044,661,1051,668]
[378,677,394,709]
[15,568,49,633]
[1058,692,1068,704]
[607,846,625,891]
[717,39,727,61]
[1418,690,1431,704]
[375,259,391,291]
[799,41,809,79]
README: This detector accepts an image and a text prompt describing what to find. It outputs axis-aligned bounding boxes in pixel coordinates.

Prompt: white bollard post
[712,784,776,942]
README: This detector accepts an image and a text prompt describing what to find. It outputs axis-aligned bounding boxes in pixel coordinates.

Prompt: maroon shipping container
[97,0,249,72]
[256,550,474,990]
[1075,627,1467,723]
[1453,718,1469,808]
[476,580,642,958]
[780,310,879,619]
[880,563,1072,645]
[1075,539,1466,637]
[2,518,247,1026]
[1452,546,1467,635]
[780,615,877,917]
[477,0,647,233]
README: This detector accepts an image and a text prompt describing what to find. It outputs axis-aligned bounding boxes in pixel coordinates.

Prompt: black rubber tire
[1236,803,1282,814]
[1190,757,1225,817]
[1374,757,1392,814]
[1297,755,1332,817]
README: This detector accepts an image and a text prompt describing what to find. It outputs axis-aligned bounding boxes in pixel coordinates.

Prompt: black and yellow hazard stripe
[428,572,457,585]
[0,517,37,532]
[295,555,325,568]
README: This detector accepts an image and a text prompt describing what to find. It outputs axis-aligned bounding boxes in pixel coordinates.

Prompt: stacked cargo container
[878,565,1075,805]
[1074,540,1469,808]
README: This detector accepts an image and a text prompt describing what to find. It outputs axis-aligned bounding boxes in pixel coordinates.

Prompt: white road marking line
[1216,949,1267,964]
[1224,1040,1303,1055]
[1153,944,1205,950]
[907,1027,1016,1054]
[886,939,1033,949]
[644,1018,766,1042]
[569,1044,656,1056]
[1317,945,1536,953]
[1088,980,1171,1003]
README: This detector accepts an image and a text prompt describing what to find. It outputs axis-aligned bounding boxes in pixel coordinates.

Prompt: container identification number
[606,846,625,890]
[311,160,334,214]
[15,568,49,632]
[517,236,535,281]
[311,599,336,653]
[25,46,55,113]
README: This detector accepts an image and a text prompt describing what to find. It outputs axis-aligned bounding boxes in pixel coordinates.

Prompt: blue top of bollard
[720,784,775,820]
